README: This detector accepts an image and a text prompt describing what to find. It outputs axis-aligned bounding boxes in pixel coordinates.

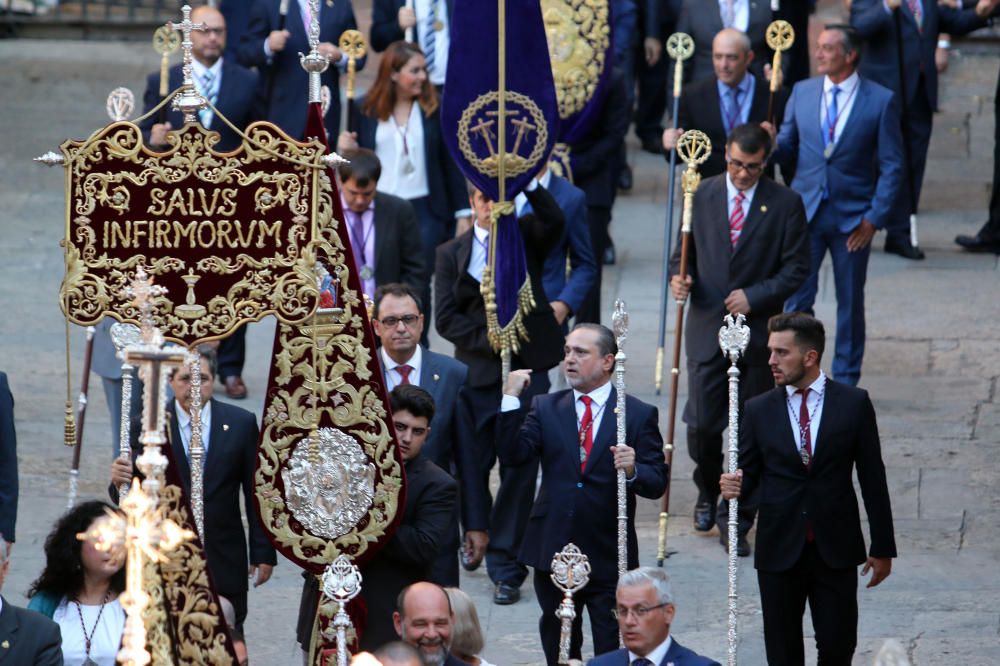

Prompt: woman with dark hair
[28,500,126,666]
[338,40,469,330]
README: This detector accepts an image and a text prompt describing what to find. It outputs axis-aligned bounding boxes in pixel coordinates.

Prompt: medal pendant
[359,265,373,281]
[401,157,416,175]
[799,447,811,467]
[433,19,444,31]
[580,448,587,464]
[823,143,834,159]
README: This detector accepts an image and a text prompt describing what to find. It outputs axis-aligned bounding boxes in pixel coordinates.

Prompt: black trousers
[575,206,612,324]
[983,62,1000,238]
[634,38,669,143]
[887,76,934,245]
[533,571,618,666]
[217,324,247,379]
[757,542,858,666]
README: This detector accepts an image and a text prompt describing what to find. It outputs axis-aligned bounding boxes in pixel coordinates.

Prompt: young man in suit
[662,28,789,181]
[297,387,458,652]
[372,283,485,584]
[766,25,902,387]
[670,123,809,553]
[111,348,277,630]
[393,583,472,666]
[337,150,427,301]
[140,5,261,400]
[676,0,771,84]
[0,541,62,666]
[435,182,565,605]
[851,0,1000,260]
[721,312,896,666]
[588,568,720,666]
[239,0,362,140]
[499,324,669,666]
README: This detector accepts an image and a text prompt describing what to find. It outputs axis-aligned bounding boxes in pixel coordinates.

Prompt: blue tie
[824,85,840,146]
[631,659,654,666]
[727,86,742,132]
[424,1,437,74]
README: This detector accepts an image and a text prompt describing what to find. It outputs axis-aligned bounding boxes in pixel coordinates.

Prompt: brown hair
[363,41,438,121]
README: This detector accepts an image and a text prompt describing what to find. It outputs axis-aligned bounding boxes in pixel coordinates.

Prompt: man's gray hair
[617,567,674,605]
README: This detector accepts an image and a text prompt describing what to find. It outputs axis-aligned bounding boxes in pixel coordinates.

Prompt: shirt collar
[192,57,223,81]
[784,370,827,398]
[717,72,754,98]
[174,399,212,428]
[629,634,673,665]
[537,169,553,190]
[473,222,490,243]
[725,172,759,203]
[340,196,375,216]
[572,378,613,407]
[823,71,859,95]
[380,345,421,373]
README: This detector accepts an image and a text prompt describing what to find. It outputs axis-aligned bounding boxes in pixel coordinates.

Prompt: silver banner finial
[321,555,363,666]
[169,5,208,123]
[550,543,591,665]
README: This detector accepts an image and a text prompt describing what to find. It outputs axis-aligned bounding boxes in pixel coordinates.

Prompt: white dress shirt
[54,597,127,666]
[819,71,860,148]
[785,371,827,455]
[175,399,212,460]
[376,102,430,200]
[718,0,749,31]
[725,172,758,243]
[467,223,490,282]
[629,634,673,666]
[381,345,423,390]
[572,380,613,437]
[414,0,450,86]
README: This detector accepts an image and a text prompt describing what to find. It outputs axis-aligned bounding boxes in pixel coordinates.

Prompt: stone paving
[1,9,999,665]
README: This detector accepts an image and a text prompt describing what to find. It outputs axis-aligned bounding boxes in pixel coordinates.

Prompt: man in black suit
[670,124,809,554]
[499,324,669,666]
[677,0,772,84]
[296,386,458,652]
[337,149,426,301]
[372,283,485,585]
[721,312,896,666]
[0,373,17,552]
[370,0,453,90]
[393,583,472,666]
[111,348,277,630]
[956,58,1000,254]
[140,5,261,401]
[0,542,62,666]
[662,28,789,180]
[435,182,565,605]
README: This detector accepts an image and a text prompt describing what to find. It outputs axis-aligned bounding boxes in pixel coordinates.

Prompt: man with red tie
[670,123,809,553]
[497,324,668,666]
[721,312,895,665]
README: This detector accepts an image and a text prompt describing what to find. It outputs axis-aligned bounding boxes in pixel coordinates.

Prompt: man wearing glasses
[589,568,720,666]
[669,123,809,556]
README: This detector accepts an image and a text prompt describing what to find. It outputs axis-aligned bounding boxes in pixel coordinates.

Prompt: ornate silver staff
[187,350,205,539]
[765,20,794,124]
[301,0,330,104]
[66,325,95,509]
[110,322,142,500]
[611,299,628,579]
[320,555,363,666]
[169,5,208,124]
[718,313,749,666]
[550,543,590,665]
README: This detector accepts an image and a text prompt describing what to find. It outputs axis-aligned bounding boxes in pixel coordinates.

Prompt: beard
[416,636,448,666]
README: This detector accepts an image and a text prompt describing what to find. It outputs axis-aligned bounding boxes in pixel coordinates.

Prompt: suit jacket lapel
[203,399,224,493]
[456,230,474,273]
[749,74,769,121]
[557,391,583,476]
[829,78,868,159]
[0,597,17,662]
[733,178,772,257]
[169,409,192,491]
[210,64,232,132]
[704,83,726,139]
[373,195,388,275]
[811,379,836,466]
[771,388,802,464]
[806,78,827,155]
[418,348,441,395]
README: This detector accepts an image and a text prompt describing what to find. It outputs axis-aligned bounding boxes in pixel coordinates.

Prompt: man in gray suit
[677,0,771,84]
[372,283,486,586]
[670,123,809,555]
[0,541,62,665]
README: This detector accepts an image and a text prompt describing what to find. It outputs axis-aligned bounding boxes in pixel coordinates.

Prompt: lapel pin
[760,204,768,213]
[326,0,333,6]
[2,640,9,648]
[223,424,230,432]
[433,373,440,381]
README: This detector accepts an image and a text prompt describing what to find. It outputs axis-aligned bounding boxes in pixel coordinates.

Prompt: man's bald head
[393,582,454,666]
[190,5,226,67]
[712,28,754,87]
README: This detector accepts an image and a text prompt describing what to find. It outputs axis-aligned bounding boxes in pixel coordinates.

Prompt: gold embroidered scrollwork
[542,0,610,119]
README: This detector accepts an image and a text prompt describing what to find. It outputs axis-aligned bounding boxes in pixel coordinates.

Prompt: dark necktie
[797,387,815,542]
[579,395,594,472]
[729,191,746,247]
[396,364,413,385]
[349,210,366,271]
[631,659,654,666]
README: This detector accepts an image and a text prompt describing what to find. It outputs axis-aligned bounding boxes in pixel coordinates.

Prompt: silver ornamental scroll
[110,322,142,500]
[321,554,363,666]
[611,299,628,583]
[187,351,205,540]
[550,543,591,665]
[718,313,749,666]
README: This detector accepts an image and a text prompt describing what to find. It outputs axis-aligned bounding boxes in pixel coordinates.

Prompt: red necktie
[906,0,923,32]
[396,364,413,385]
[579,396,594,472]
[729,191,746,247]
[797,387,815,542]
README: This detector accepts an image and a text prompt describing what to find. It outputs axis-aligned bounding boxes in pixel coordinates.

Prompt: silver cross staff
[320,555,363,666]
[110,322,142,500]
[169,4,208,123]
[718,313,750,666]
[300,0,330,103]
[550,543,591,665]
[611,299,629,583]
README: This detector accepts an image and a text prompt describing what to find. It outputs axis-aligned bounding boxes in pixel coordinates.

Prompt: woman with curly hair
[28,500,126,666]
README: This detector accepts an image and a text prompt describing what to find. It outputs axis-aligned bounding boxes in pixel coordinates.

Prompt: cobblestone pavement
[1,11,998,665]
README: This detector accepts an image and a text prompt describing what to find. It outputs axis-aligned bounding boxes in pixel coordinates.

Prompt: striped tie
[423,0,437,74]
[729,191,746,247]
[198,70,215,127]
[906,0,923,31]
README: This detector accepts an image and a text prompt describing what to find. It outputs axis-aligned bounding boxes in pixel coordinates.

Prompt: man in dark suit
[0,542,61,666]
[670,123,809,553]
[677,0,772,84]
[514,166,597,329]
[435,183,565,605]
[662,28,789,180]
[111,349,276,630]
[370,0,453,90]
[634,0,682,154]
[372,283,484,585]
[0,373,17,552]
[297,386,458,652]
[498,324,669,666]
[957,57,1000,254]
[239,0,362,140]
[140,5,261,401]
[337,149,426,301]
[851,0,999,260]
[588,568,720,666]
[393,583,472,666]
[721,312,896,666]
[768,25,902,387]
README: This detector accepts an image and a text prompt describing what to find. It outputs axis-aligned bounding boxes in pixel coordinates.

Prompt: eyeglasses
[611,602,671,620]
[726,157,764,175]
[201,27,226,36]
[379,314,420,328]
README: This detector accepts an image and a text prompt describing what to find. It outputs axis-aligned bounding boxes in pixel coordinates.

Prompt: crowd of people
[3,0,1000,663]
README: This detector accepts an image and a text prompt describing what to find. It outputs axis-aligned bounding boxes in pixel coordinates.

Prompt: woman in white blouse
[28,501,126,666]
[339,40,468,331]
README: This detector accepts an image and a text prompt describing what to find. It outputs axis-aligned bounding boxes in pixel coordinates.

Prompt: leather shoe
[884,237,925,260]
[493,582,520,605]
[719,531,751,557]
[460,548,481,572]
[224,375,248,399]
[693,502,716,532]
[618,164,633,192]
[955,232,1000,253]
